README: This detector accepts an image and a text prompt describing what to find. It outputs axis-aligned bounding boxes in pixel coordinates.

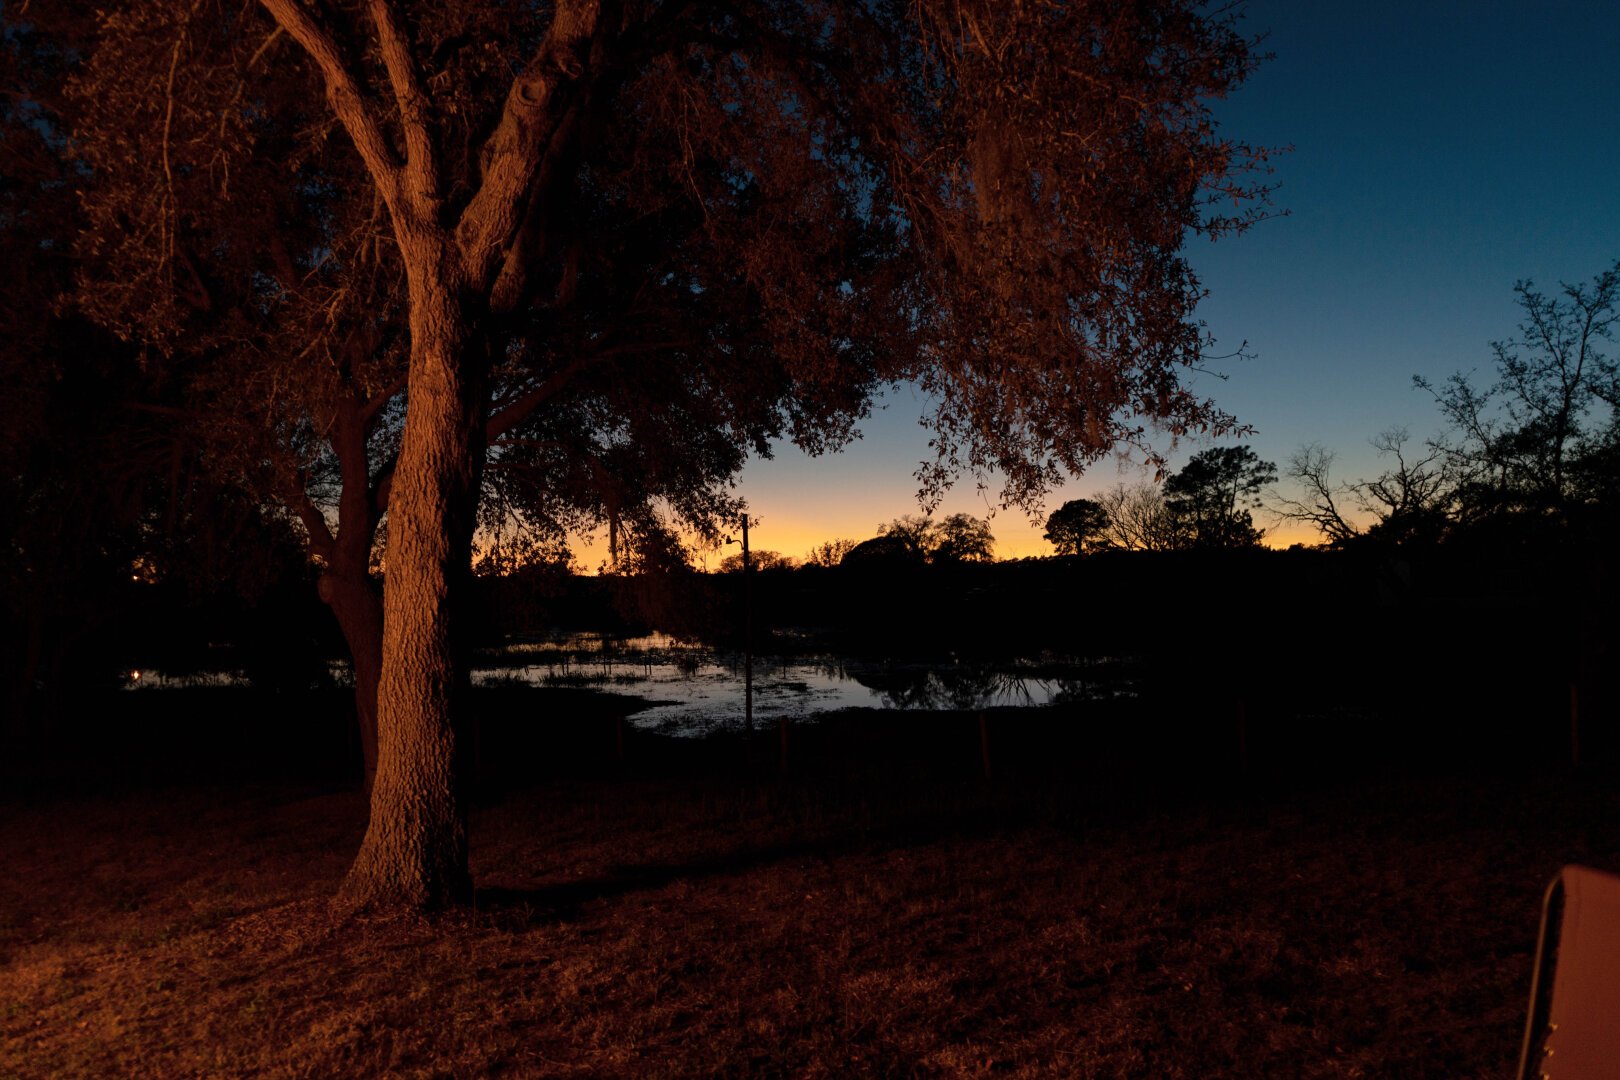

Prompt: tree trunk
[318,563,383,796]
[337,256,485,911]
[319,395,388,798]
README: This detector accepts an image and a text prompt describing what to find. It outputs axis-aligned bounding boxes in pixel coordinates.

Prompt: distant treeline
[6,514,1615,771]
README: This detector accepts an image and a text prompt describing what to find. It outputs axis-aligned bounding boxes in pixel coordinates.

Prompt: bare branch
[1272,444,1358,545]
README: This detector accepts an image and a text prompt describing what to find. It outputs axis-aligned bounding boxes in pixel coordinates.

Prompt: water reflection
[837,662,1040,711]
[124,632,1138,737]
[475,633,1140,736]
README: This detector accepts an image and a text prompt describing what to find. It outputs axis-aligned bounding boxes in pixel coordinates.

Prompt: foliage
[1,13,311,725]
[933,513,997,564]
[46,0,1277,904]
[877,516,939,560]
[803,538,856,569]
[877,513,995,564]
[1162,445,1276,549]
[1048,458,1276,555]
[840,535,925,571]
[1273,264,1620,549]
[1043,499,1112,555]
[58,0,1279,542]
[717,550,796,573]
[1417,263,1619,530]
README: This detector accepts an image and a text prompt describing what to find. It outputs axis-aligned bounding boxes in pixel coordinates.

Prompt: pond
[477,632,1141,737]
[123,631,1141,737]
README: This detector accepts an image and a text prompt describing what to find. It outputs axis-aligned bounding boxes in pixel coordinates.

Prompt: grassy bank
[2,689,1617,1077]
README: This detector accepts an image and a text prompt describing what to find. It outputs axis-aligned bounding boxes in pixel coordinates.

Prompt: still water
[477,632,1138,736]
[125,631,1138,737]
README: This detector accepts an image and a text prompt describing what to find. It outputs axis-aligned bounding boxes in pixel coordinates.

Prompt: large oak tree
[66,0,1275,909]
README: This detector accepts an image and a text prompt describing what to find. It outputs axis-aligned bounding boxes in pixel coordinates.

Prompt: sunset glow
[5,2,1617,1075]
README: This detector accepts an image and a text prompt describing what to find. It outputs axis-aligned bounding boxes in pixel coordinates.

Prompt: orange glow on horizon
[550,515,1329,574]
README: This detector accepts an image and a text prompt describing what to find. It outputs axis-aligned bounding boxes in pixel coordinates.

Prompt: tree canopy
[46,0,1277,908]
[1044,499,1111,556]
[1043,446,1276,556]
[878,513,997,564]
[1419,264,1619,531]
[1163,445,1275,549]
[1276,264,1619,550]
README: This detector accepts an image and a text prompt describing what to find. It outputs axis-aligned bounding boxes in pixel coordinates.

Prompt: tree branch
[366,0,440,213]
[258,0,402,209]
[280,471,336,560]
[485,356,593,442]
[360,377,406,429]
[487,101,583,314]
[454,0,603,290]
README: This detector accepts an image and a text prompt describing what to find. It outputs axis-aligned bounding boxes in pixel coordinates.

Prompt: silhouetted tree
[1275,429,1453,547]
[877,513,995,564]
[0,13,291,731]
[1096,483,1183,551]
[840,535,925,572]
[65,0,1274,908]
[933,514,996,564]
[1417,263,1619,530]
[1044,499,1111,555]
[1164,445,1276,549]
[804,538,856,569]
[878,515,940,561]
[718,550,794,573]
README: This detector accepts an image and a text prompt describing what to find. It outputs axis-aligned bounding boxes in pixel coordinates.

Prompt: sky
[588,1,1620,568]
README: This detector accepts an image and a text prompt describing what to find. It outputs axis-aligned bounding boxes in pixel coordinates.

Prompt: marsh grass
[2,689,1616,1078]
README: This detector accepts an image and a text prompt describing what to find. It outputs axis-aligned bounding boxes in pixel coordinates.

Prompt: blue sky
[605,1,1620,566]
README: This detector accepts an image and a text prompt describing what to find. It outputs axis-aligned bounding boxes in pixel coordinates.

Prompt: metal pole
[743,515,753,733]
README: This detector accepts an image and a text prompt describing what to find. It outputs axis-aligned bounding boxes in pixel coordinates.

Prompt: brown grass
[2,709,1617,1078]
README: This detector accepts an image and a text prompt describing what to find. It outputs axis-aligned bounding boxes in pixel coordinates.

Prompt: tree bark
[337,248,486,911]
[320,390,389,796]
[318,562,383,795]
[258,0,603,911]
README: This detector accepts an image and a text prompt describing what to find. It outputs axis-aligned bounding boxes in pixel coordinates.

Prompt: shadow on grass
[473,795,1025,922]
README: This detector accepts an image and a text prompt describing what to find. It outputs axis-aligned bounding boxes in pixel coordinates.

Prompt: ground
[2,691,1616,1078]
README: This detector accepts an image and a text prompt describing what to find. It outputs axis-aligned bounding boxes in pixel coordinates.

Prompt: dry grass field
[2,691,1616,1078]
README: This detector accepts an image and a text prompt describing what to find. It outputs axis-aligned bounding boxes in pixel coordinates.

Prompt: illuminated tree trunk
[257,0,603,911]
[337,252,486,910]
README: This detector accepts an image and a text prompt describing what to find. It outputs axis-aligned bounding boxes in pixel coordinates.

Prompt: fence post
[1570,681,1582,771]
[979,709,992,781]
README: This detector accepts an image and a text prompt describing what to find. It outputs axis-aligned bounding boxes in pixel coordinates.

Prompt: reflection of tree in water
[828,654,1142,708]
[493,634,1140,705]
[842,663,1044,711]
[1048,656,1143,703]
